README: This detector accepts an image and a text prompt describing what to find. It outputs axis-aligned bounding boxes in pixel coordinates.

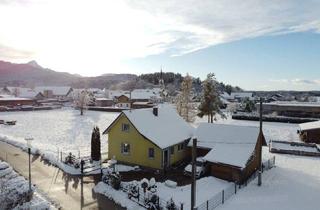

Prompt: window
[121,143,130,154]
[148,148,155,159]
[122,123,130,132]
[178,142,185,151]
[170,146,174,155]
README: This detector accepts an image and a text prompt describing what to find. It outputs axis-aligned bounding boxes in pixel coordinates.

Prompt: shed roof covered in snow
[34,86,73,96]
[104,106,194,149]
[299,121,320,131]
[194,123,264,168]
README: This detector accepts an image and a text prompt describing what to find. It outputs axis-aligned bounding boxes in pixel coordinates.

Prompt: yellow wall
[169,143,188,165]
[108,114,162,169]
[107,114,189,169]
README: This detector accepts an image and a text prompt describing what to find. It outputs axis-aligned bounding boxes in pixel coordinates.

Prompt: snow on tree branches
[176,74,197,122]
[198,73,225,123]
[73,89,92,115]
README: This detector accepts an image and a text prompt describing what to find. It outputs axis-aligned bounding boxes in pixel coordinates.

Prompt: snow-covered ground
[216,147,320,210]
[0,160,56,210]
[0,108,118,157]
[94,176,231,210]
[194,113,301,142]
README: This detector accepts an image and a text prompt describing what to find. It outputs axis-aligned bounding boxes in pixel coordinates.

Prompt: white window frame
[121,143,130,155]
[121,123,130,132]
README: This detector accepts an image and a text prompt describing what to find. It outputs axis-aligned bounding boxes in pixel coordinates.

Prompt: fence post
[80,159,84,174]
[206,200,209,210]
[273,156,276,166]
[222,190,225,204]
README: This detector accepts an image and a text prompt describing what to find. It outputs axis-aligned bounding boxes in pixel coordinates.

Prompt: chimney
[153,107,158,116]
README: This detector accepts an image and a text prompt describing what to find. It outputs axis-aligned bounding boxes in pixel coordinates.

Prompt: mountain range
[0,60,137,88]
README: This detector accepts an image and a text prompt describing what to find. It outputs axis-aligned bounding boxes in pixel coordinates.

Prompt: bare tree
[74,90,91,115]
[12,88,20,97]
[176,74,196,122]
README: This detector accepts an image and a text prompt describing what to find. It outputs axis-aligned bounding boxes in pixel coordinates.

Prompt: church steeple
[159,66,165,89]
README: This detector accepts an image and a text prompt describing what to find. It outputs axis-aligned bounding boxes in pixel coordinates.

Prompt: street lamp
[25,137,33,194]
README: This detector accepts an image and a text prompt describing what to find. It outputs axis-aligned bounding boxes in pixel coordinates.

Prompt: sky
[0,0,320,90]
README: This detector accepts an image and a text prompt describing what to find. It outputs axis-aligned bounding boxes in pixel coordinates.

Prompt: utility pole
[258,97,263,186]
[191,137,197,210]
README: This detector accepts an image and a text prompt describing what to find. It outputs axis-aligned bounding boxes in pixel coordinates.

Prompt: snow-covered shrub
[141,178,149,193]
[0,162,34,210]
[166,198,178,210]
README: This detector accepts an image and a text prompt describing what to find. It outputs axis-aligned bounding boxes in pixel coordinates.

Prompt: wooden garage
[195,123,267,184]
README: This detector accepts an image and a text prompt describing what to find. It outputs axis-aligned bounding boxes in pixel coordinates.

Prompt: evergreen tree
[91,126,101,161]
[198,73,224,123]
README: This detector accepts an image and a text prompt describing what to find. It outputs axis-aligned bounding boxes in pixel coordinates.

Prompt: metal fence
[114,180,182,210]
[195,156,276,210]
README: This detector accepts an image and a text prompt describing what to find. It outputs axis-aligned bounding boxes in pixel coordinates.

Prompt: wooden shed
[298,121,320,144]
[194,123,267,184]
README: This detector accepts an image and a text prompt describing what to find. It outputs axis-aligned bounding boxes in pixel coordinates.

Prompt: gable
[103,113,161,149]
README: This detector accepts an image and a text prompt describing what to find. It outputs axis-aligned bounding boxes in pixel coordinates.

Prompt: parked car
[183,157,206,178]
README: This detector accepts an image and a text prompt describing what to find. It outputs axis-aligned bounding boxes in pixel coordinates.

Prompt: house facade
[103,106,193,169]
[115,95,131,108]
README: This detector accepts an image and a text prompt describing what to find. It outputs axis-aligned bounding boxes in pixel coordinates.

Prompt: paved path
[0,141,125,210]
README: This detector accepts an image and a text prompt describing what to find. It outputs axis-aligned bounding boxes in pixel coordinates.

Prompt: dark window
[121,143,130,154]
[178,143,185,151]
[170,146,174,155]
[148,148,155,158]
[122,123,130,132]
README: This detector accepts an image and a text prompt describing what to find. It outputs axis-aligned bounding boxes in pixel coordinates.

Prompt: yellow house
[103,106,194,169]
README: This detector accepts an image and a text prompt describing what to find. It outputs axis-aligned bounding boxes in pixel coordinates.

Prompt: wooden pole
[191,137,197,210]
[258,97,263,186]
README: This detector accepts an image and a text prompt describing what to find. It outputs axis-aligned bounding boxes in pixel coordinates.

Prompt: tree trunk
[210,113,213,123]
[80,107,83,115]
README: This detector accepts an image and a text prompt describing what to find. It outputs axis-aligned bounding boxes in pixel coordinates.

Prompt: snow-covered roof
[0,97,32,101]
[194,123,261,168]
[19,89,42,98]
[34,86,72,96]
[105,105,194,149]
[299,121,320,131]
[131,90,161,100]
[262,101,320,107]
[231,92,253,99]
[96,98,113,101]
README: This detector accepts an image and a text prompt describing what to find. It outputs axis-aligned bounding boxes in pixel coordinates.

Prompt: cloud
[269,78,320,85]
[127,0,320,55]
[0,0,320,75]
[0,44,34,60]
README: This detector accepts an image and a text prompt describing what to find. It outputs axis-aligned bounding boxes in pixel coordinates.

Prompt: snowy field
[216,147,320,210]
[194,113,301,142]
[0,108,119,157]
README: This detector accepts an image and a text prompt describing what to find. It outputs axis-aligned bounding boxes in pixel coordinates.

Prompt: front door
[163,149,170,168]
